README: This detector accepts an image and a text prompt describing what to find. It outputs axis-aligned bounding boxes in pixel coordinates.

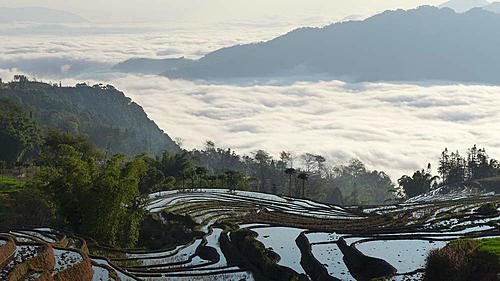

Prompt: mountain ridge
[0,6,88,23]
[114,6,500,85]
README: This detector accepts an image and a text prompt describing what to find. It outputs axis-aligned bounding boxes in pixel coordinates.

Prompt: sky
[1,0,499,180]
[0,0,445,23]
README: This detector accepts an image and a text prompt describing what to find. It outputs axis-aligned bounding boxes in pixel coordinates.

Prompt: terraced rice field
[0,189,498,280]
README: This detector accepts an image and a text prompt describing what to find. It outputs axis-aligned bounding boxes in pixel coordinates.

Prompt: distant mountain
[484,1,500,13]
[0,80,178,156]
[439,0,489,12]
[0,7,88,23]
[145,6,500,85]
[112,57,195,75]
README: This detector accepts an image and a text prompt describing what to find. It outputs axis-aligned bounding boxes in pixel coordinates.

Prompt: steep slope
[154,6,500,84]
[0,81,178,156]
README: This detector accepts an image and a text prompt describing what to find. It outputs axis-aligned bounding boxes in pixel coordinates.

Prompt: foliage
[476,203,498,216]
[0,98,42,166]
[479,238,500,260]
[1,79,178,157]
[138,212,202,250]
[424,239,500,281]
[139,150,251,194]
[0,176,25,194]
[401,146,500,199]
[297,171,309,198]
[398,168,439,198]
[285,168,296,196]
[30,131,147,247]
[191,142,394,205]
[438,145,498,185]
[1,187,58,228]
[329,159,395,205]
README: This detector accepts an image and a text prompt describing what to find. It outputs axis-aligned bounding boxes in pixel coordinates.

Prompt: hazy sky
[0,0,445,23]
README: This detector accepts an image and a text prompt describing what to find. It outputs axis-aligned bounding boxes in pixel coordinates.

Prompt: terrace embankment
[7,244,55,281]
[337,238,396,281]
[53,248,94,281]
[222,228,308,281]
[219,231,267,281]
[0,230,96,281]
[0,236,16,267]
[295,232,340,281]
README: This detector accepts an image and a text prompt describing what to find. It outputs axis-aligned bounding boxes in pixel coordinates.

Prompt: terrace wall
[227,229,308,281]
[295,233,340,281]
[7,244,56,281]
[0,237,16,267]
[338,238,396,281]
[53,249,94,281]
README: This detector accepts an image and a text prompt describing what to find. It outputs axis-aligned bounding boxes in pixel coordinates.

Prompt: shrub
[424,239,499,281]
[476,203,498,216]
[138,212,202,250]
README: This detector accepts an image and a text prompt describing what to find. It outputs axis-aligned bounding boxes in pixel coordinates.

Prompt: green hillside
[0,77,178,157]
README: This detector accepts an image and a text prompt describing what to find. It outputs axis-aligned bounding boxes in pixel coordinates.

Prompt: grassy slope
[0,176,25,223]
[479,238,500,260]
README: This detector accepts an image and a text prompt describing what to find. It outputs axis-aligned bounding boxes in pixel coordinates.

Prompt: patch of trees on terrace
[398,146,500,198]
[189,142,396,205]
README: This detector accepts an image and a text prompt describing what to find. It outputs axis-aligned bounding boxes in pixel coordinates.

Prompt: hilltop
[0,77,178,157]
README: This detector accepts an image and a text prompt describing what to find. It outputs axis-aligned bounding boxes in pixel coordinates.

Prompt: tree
[285,168,296,196]
[154,151,193,188]
[195,166,208,189]
[302,153,316,172]
[398,169,439,198]
[13,75,29,86]
[225,170,249,191]
[90,154,148,247]
[0,98,42,166]
[253,150,271,192]
[254,150,271,165]
[279,151,292,170]
[32,131,147,247]
[315,155,327,175]
[297,172,309,197]
[3,187,57,228]
[438,146,498,185]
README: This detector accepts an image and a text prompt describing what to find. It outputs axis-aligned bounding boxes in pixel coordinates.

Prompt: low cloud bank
[110,75,500,180]
[2,69,498,180]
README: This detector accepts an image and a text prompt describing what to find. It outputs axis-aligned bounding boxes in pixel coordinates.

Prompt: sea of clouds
[1,22,499,180]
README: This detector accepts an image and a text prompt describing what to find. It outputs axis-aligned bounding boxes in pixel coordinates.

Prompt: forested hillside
[0,76,178,158]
